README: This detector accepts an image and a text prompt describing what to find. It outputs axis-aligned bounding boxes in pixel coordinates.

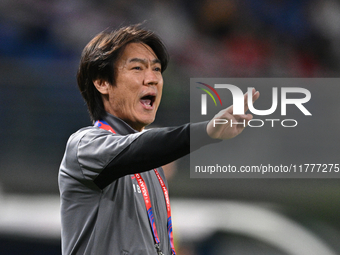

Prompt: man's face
[105,42,163,131]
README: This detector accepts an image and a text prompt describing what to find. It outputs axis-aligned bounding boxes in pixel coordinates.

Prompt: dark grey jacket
[59,113,213,255]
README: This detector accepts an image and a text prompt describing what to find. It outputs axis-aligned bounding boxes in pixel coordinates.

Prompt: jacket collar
[101,113,138,135]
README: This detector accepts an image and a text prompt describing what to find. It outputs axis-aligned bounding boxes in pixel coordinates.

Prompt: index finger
[244,88,260,113]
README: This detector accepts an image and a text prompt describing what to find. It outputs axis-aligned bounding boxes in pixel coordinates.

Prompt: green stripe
[197,87,217,106]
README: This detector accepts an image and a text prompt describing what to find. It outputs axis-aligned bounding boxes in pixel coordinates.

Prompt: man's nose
[144,68,159,85]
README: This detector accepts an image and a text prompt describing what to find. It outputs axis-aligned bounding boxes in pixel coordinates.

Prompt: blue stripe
[147,207,159,243]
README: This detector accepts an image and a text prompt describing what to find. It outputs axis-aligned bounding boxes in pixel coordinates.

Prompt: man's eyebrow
[152,59,161,65]
[128,58,161,65]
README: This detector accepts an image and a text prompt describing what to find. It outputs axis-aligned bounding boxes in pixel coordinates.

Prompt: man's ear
[93,79,110,95]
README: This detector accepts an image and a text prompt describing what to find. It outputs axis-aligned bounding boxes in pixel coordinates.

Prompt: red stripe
[94,120,116,133]
[154,169,176,254]
[197,82,223,106]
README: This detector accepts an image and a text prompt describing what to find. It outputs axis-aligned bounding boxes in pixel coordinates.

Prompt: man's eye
[154,67,161,72]
[133,66,142,70]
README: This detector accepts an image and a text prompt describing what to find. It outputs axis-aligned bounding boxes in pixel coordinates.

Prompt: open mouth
[140,94,156,108]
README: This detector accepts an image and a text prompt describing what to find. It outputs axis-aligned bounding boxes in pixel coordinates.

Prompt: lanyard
[94,120,176,255]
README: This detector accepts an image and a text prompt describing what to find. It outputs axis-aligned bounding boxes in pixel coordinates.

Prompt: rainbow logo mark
[196,82,222,115]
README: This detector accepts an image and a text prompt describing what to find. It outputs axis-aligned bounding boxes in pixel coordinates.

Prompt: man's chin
[142,118,155,128]
[131,117,156,131]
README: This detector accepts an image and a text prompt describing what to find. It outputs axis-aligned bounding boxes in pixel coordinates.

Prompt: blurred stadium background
[1,0,340,254]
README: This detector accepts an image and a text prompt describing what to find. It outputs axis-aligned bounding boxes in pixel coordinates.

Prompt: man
[59,25,259,255]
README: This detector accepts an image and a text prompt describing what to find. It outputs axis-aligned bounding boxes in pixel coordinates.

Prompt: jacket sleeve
[77,121,218,189]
